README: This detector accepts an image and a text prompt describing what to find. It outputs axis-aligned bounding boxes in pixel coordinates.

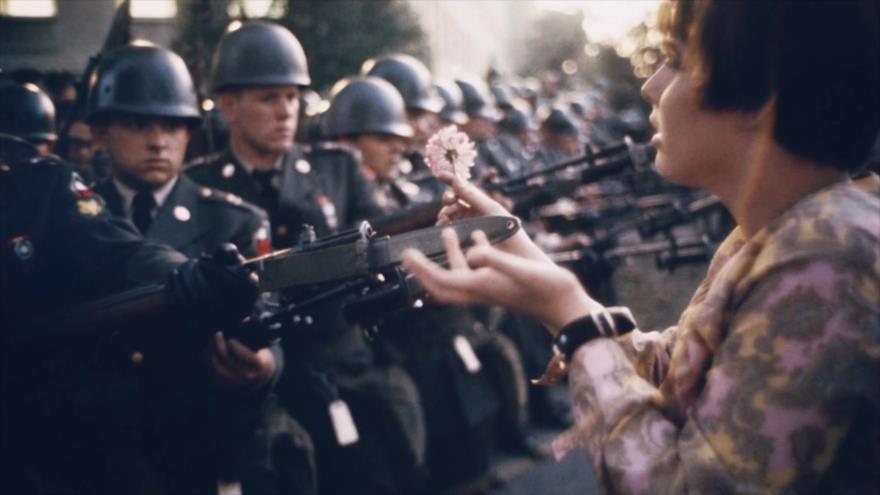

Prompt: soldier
[455,77,521,179]
[497,103,537,172]
[0,133,259,493]
[85,42,303,495]
[535,106,583,165]
[435,80,468,127]
[360,54,446,198]
[187,22,424,494]
[187,22,382,245]
[0,82,57,156]
[324,76,431,213]
[325,76,514,487]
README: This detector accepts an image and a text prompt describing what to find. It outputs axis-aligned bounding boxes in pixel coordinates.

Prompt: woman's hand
[402,228,604,336]
[436,171,553,264]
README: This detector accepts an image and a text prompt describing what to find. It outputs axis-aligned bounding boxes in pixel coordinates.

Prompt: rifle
[60,0,130,139]
[485,136,650,195]
[484,138,652,214]
[9,216,519,350]
[367,200,443,236]
[550,235,715,273]
[636,194,728,239]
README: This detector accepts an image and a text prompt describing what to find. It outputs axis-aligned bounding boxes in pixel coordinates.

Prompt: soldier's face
[66,121,96,166]
[94,116,189,190]
[222,86,300,157]
[353,133,407,181]
[406,109,440,152]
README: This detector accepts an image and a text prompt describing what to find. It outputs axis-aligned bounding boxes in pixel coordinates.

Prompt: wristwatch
[532,306,637,385]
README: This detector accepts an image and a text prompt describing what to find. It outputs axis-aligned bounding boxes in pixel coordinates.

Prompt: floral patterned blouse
[554,178,880,493]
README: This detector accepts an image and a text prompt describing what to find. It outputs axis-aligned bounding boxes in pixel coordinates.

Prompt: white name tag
[329,399,359,446]
[454,335,482,374]
[217,480,242,495]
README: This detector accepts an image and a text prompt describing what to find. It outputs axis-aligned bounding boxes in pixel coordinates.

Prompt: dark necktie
[252,169,279,208]
[132,190,156,234]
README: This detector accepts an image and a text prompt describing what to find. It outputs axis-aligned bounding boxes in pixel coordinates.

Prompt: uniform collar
[112,175,178,218]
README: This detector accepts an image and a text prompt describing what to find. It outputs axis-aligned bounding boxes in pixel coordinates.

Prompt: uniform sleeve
[56,168,186,291]
[231,206,269,259]
[559,257,880,494]
[344,153,384,224]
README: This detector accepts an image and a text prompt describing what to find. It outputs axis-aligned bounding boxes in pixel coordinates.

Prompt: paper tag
[217,480,242,495]
[454,335,482,373]
[329,399,359,446]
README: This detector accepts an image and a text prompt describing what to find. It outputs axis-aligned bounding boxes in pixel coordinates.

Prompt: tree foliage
[172,0,430,94]
[281,0,429,91]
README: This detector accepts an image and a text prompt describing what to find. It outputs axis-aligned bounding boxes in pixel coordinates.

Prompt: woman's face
[641,40,745,191]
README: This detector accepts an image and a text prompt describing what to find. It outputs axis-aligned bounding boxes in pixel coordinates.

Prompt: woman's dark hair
[659,0,880,171]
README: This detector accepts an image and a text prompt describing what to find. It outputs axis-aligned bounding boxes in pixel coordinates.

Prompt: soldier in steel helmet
[0,82,58,156]
[455,77,524,180]
[324,74,530,487]
[360,54,448,199]
[324,76,432,213]
[187,22,429,495]
[0,126,261,492]
[187,21,382,245]
[84,41,304,495]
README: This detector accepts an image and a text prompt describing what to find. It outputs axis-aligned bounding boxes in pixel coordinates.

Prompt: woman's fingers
[470,229,490,246]
[402,249,480,305]
[437,171,509,217]
[442,228,468,270]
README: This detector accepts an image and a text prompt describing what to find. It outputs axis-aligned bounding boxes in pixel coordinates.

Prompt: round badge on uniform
[222,163,236,178]
[13,238,34,261]
[295,159,311,174]
[173,205,191,222]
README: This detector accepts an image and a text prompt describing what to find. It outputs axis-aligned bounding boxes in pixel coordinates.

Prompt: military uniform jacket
[186,145,383,248]
[1,139,186,493]
[1,146,185,325]
[94,174,269,259]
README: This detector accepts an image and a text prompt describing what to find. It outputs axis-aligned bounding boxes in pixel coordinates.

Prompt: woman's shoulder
[753,179,879,278]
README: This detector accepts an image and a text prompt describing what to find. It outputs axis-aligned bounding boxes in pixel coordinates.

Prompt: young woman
[402,1,880,492]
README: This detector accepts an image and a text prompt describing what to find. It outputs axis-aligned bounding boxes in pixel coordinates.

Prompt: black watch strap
[553,306,637,362]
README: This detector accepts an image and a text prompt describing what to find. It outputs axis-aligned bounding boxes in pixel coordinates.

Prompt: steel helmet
[0,83,57,142]
[210,21,310,93]
[455,77,502,123]
[361,54,443,114]
[86,42,201,125]
[435,80,467,125]
[324,77,413,139]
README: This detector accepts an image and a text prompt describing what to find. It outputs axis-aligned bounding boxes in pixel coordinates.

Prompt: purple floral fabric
[554,178,880,493]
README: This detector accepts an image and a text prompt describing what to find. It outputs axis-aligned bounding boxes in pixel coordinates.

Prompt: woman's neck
[717,143,847,238]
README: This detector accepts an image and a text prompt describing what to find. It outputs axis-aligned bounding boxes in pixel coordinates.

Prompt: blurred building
[0,0,533,80]
[0,0,178,73]
[405,0,534,78]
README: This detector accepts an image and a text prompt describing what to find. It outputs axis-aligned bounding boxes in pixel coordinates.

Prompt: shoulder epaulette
[197,186,267,218]
[186,152,222,169]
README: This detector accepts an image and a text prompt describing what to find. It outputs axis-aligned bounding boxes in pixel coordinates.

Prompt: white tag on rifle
[454,335,482,373]
[329,399,359,446]
[217,480,242,495]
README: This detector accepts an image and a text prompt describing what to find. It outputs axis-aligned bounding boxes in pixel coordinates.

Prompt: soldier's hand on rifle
[166,244,259,343]
[204,332,276,390]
